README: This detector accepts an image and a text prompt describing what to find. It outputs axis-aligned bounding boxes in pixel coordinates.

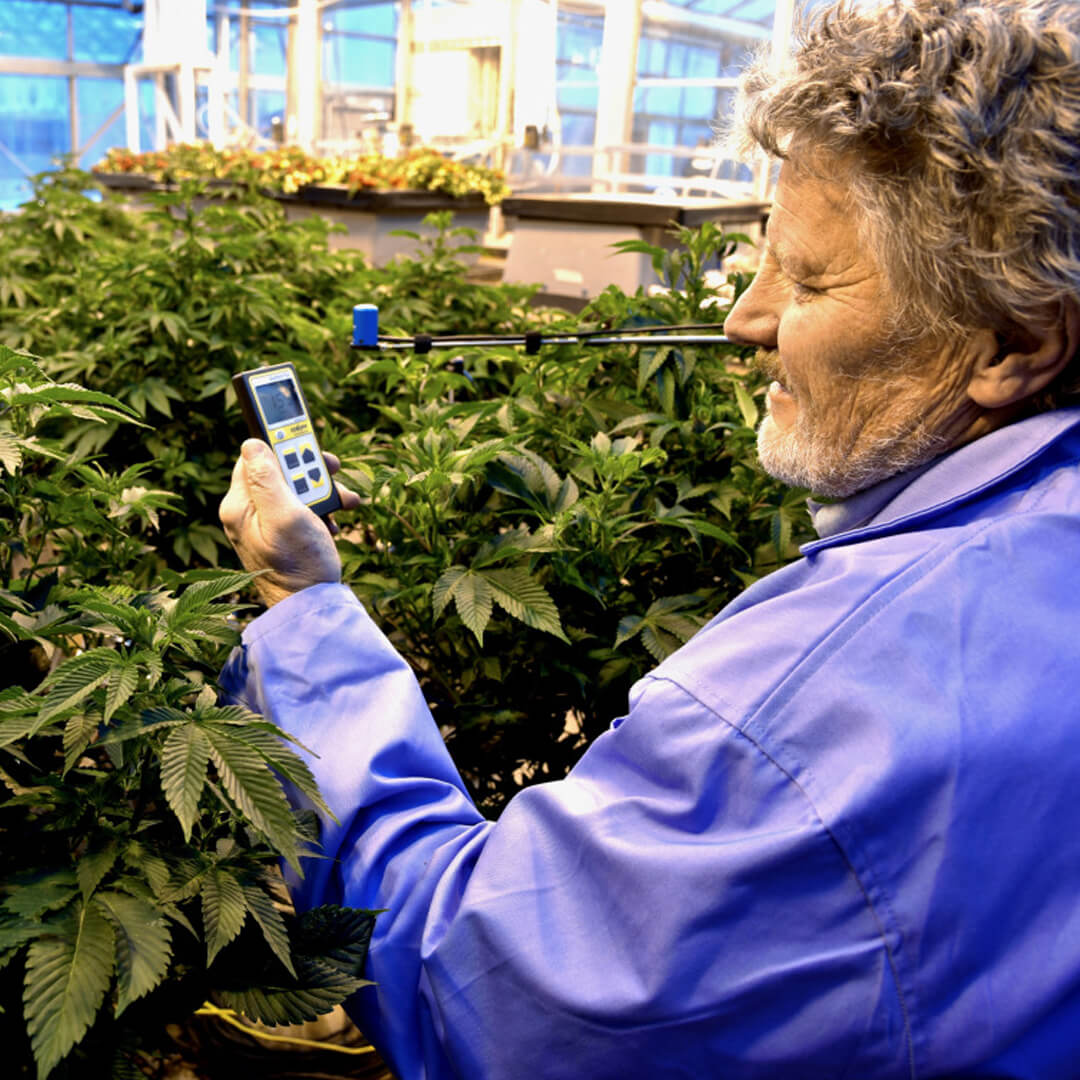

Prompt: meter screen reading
[256,377,303,427]
[233,362,341,518]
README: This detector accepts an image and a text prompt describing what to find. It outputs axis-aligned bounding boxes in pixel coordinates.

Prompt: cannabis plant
[0,347,374,1079]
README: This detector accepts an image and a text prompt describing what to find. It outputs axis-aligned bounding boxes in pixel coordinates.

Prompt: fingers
[219,454,253,542]
[323,451,341,474]
[240,439,295,519]
[336,483,361,511]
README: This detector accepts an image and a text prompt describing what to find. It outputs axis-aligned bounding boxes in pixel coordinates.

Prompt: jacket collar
[801,407,1080,555]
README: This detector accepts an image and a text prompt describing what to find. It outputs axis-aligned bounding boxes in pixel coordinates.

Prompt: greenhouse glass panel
[324,33,395,87]
[72,6,142,64]
[249,89,286,140]
[251,20,287,78]
[0,73,69,211]
[0,0,67,60]
[77,77,124,169]
[325,1,397,36]
[556,3,602,174]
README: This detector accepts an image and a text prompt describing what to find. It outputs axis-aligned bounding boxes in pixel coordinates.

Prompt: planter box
[92,174,490,265]
[500,192,769,302]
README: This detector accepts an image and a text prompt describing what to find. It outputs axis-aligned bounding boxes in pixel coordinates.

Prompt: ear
[967,298,1080,410]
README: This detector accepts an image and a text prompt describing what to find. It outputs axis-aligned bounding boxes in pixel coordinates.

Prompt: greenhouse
[3,0,1080,1078]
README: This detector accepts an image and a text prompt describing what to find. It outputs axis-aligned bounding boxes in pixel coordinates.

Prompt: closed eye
[792,281,823,302]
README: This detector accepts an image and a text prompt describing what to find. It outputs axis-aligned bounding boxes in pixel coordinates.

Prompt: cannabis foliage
[0,347,375,1079]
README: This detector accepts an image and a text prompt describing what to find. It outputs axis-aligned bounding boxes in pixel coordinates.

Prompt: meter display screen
[256,378,303,426]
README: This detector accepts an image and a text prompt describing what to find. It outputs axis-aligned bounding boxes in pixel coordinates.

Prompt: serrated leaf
[7,383,135,415]
[652,613,704,643]
[63,712,98,775]
[640,624,683,662]
[38,647,120,723]
[173,572,257,622]
[0,345,45,380]
[215,904,377,1025]
[94,891,172,1016]
[3,872,78,918]
[0,432,21,473]
[76,842,118,900]
[215,970,367,1026]
[0,921,41,952]
[431,565,466,620]
[160,724,211,842]
[484,567,568,643]
[141,652,164,689]
[638,344,674,392]
[0,710,46,750]
[614,615,644,649]
[104,661,140,724]
[202,866,248,966]
[24,902,116,1079]
[201,725,300,866]
[223,724,332,821]
[451,570,494,645]
[240,881,295,978]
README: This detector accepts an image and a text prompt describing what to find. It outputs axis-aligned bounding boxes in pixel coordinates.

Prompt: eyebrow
[766,230,818,279]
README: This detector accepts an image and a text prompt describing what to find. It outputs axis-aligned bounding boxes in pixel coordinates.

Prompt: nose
[723,271,780,349]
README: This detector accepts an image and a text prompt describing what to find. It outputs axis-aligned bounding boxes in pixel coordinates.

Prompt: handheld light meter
[232,363,341,518]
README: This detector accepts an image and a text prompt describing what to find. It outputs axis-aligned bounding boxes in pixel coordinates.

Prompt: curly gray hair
[733,0,1080,404]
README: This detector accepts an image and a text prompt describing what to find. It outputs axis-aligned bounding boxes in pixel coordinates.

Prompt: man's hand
[219,439,361,608]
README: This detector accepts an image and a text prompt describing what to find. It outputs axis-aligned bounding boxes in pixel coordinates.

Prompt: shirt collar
[801,407,1080,555]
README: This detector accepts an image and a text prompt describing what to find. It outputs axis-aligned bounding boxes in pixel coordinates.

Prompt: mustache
[750,348,784,384]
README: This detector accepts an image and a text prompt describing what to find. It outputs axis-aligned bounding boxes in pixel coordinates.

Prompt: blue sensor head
[352,304,379,347]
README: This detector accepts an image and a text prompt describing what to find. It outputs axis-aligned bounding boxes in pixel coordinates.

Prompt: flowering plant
[97,144,509,204]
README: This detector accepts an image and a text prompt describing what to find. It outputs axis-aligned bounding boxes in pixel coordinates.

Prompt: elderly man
[219,0,1080,1075]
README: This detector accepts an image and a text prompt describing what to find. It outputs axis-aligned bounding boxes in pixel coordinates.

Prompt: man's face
[724,158,979,498]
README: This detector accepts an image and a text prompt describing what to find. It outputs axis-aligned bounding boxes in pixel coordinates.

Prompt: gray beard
[756,410,949,498]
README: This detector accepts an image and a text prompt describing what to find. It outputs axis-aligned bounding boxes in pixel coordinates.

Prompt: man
[219,0,1080,1075]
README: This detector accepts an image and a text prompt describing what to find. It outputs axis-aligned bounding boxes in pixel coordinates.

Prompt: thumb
[240,439,294,514]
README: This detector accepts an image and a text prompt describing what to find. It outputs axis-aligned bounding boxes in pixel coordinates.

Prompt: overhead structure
[123,0,225,152]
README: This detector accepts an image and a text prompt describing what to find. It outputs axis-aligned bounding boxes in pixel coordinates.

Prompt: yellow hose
[195,1001,376,1055]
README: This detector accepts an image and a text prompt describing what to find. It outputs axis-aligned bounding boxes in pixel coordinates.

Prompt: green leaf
[638,344,674,392]
[94,891,172,1016]
[38,647,121,723]
[614,615,644,649]
[771,509,793,559]
[431,566,466,620]
[0,921,40,953]
[63,712,98,775]
[640,624,683,662]
[171,571,257,625]
[240,880,296,979]
[0,344,45,380]
[76,842,118,900]
[159,724,211,842]
[104,660,140,724]
[215,905,376,1026]
[202,866,248,966]
[442,569,494,645]
[733,380,759,429]
[3,872,78,918]
[201,724,300,866]
[0,432,21,473]
[215,967,366,1027]
[484,567,568,643]
[222,723,333,821]
[24,901,116,1080]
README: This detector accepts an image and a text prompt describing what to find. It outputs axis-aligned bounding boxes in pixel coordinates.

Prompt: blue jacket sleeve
[219,583,904,1080]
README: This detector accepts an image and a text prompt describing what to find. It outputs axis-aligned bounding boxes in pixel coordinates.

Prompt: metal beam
[76,101,125,163]
[0,58,125,79]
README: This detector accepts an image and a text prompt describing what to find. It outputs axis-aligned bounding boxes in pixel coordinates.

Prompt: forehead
[767,159,865,267]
